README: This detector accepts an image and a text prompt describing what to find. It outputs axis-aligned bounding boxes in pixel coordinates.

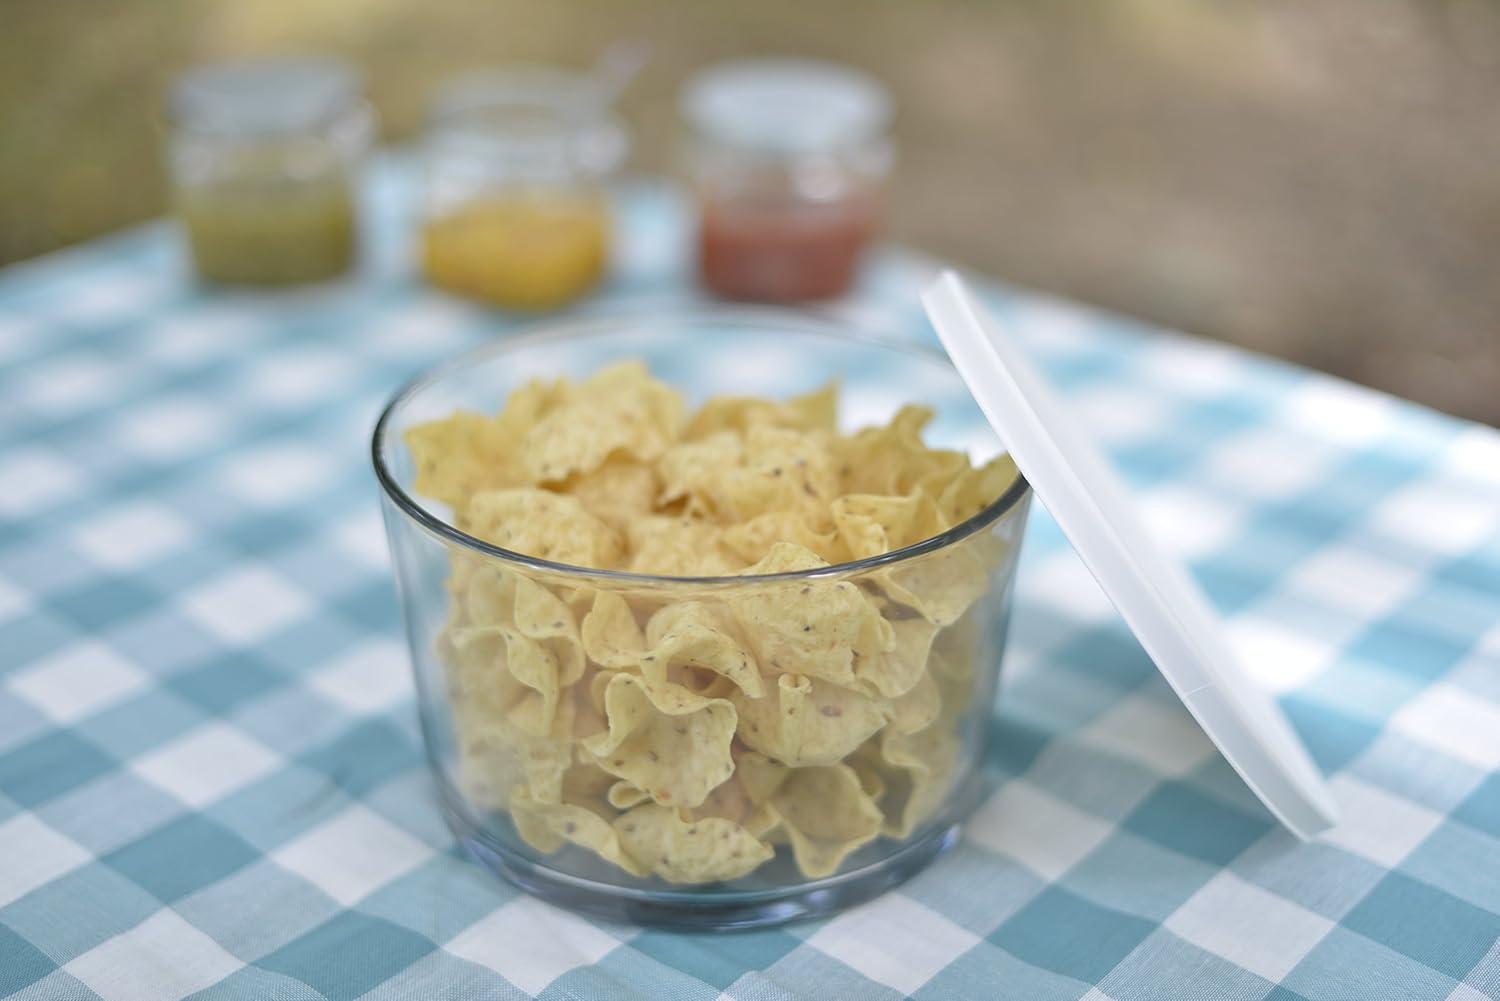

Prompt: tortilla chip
[580,590,646,670]
[522,361,684,483]
[770,763,883,878]
[613,803,772,883]
[722,511,847,566]
[582,673,737,809]
[856,614,940,698]
[461,488,623,569]
[511,789,647,876]
[643,602,762,698]
[626,515,742,577]
[559,459,660,532]
[732,672,890,768]
[729,543,893,687]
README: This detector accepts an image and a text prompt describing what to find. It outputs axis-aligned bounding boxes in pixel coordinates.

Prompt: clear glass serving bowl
[372,309,1032,928]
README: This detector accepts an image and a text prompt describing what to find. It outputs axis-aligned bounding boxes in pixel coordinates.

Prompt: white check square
[70,502,191,571]
[0,814,90,906]
[1141,338,1243,399]
[967,779,1114,880]
[1202,427,1339,501]
[0,574,29,623]
[20,353,116,416]
[180,567,311,644]
[1282,545,1422,618]
[240,347,353,410]
[1283,377,1398,448]
[8,642,148,723]
[1165,871,1334,982]
[144,308,259,370]
[115,395,232,461]
[66,908,240,1001]
[1390,684,1500,770]
[1367,481,1500,557]
[132,722,281,808]
[365,300,475,361]
[1074,386,1172,446]
[446,896,620,996]
[1320,774,1444,868]
[329,508,391,570]
[1141,484,1244,560]
[1448,985,1495,1001]
[216,443,336,508]
[1019,549,1118,626]
[1078,693,1216,778]
[1225,617,1330,694]
[1441,426,1500,490]
[0,448,81,517]
[0,315,39,364]
[806,893,980,995]
[308,640,412,715]
[52,271,169,326]
[1009,299,1102,358]
[272,803,432,906]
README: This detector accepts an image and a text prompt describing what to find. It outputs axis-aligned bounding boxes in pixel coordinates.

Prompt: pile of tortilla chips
[408,362,1017,884]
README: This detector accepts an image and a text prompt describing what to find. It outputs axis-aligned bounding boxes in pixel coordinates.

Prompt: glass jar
[682,60,894,303]
[421,69,627,310]
[373,310,1031,928]
[167,58,372,285]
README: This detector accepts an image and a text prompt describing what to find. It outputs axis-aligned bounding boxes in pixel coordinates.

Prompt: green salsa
[178,170,355,286]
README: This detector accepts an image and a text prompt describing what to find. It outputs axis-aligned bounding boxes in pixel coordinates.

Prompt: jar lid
[170,57,362,136]
[427,67,628,176]
[431,67,604,126]
[681,58,890,155]
[922,271,1339,841]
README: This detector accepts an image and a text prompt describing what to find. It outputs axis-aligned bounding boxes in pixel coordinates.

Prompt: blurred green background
[2,0,1497,424]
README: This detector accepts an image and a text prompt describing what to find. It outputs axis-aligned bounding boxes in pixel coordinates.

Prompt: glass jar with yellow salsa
[167,58,372,286]
[421,69,626,310]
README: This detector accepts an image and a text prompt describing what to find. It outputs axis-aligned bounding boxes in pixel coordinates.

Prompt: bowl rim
[370,305,1032,586]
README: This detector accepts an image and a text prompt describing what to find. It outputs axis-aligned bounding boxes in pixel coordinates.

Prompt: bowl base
[440,795,960,930]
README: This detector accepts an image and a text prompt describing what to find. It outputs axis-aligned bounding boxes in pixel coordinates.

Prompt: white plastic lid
[681,58,890,155]
[923,272,1338,840]
[170,57,362,136]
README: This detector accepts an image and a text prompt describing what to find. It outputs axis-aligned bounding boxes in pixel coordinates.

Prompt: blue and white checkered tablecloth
[2,160,1498,1001]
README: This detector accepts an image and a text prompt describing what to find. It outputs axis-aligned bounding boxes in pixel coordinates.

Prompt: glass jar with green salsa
[167,58,373,286]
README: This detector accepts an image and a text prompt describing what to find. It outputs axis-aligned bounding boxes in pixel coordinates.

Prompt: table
[2,161,1498,1001]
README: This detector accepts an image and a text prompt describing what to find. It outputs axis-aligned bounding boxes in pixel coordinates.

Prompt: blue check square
[48,575,160,632]
[1122,782,1271,866]
[0,730,115,808]
[167,652,283,714]
[989,887,1157,984]
[1342,873,1500,981]
[0,923,55,996]
[298,718,422,799]
[0,862,157,965]
[1455,773,1500,838]
[105,814,259,904]
[1283,926,1458,1001]
[1346,614,1471,682]
[257,911,436,1001]
[0,612,78,675]
[631,929,802,991]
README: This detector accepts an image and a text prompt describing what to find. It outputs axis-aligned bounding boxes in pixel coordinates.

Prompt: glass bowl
[372,308,1032,928]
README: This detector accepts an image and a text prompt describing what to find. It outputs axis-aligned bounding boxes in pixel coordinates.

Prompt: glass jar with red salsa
[681,60,893,303]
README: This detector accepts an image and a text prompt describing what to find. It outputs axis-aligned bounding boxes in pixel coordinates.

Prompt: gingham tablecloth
[2,161,1498,1001]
